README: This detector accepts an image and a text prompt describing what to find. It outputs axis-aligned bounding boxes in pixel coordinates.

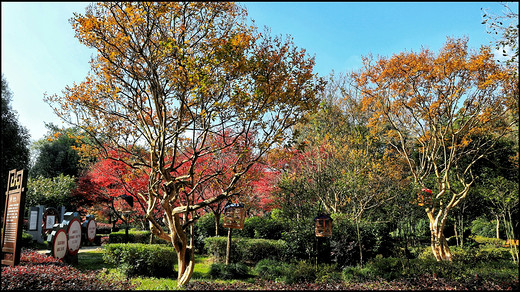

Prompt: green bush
[208,263,250,280]
[365,256,403,280]
[315,263,342,284]
[204,236,286,264]
[342,265,375,282]
[193,213,225,254]
[329,215,395,268]
[253,259,290,281]
[283,260,317,284]
[238,238,286,264]
[204,236,239,263]
[103,243,176,277]
[108,229,171,245]
[473,235,504,246]
[279,218,316,261]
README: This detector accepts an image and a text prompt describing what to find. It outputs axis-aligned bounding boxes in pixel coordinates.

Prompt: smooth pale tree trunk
[495,214,500,239]
[428,215,452,261]
[214,213,221,237]
[172,215,195,287]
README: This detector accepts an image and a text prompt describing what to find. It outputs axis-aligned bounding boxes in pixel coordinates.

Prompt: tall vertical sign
[1,169,27,266]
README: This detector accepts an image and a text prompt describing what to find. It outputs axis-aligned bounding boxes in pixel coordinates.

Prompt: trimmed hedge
[108,229,171,245]
[204,236,286,264]
[103,243,176,277]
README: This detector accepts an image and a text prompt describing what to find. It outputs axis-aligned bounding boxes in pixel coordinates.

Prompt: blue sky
[1,2,517,142]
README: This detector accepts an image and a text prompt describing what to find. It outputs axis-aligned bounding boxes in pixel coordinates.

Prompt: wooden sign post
[1,169,28,266]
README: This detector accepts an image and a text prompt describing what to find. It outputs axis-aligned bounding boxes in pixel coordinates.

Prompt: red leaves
[1,249,135,290]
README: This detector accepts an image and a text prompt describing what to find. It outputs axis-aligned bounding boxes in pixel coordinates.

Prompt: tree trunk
[429,218,452,261]
[226,228,232,265]
[174,223,195,287]
[214,213,221,237]
[355,219,363,267]
[495,214,500,239]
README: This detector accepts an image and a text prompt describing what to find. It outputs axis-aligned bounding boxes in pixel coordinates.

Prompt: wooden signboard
[1,169,28,266]
[222,203,245,230]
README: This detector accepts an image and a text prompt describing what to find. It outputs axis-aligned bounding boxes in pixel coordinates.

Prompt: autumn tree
[72,149,152,229]
[353,37,517,261]
[45,2,324,286]
[192,130,274,235]
[275,74,407,266]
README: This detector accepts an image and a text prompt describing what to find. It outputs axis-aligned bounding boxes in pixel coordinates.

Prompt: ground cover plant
[1,248,135,290]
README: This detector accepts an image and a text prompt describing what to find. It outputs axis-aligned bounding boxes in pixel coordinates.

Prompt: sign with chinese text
[1,169,27,266]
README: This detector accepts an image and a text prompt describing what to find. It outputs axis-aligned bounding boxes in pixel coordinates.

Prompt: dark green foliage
[108,229,171,245]
[314,263,343,284]
[30,124,82,178]
[329,217,395,268]
[204,236,287,264]
[282,260,317,284]
[193,212,225,253]
[342,245,518,284]
[102,243,176,277]
[208,263,250,280]
[1,75,30,187]
[279,218,316,261]
[254,259,342,284]
[204,236,239,263]
[234,215,286,240]
[253,259,290,281]
[470,217,501,238]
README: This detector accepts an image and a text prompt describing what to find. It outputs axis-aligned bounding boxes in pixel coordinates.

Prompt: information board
[1,169,27,266]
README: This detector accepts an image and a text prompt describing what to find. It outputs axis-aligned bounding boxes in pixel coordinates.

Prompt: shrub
[103,243,176,277]
[204,236,286,265]
[253,259,290,281]
[365,256,403,280]
[204,236,239,263]
[283,260,316,284]
[473,235,504,247]
[207,263,250,280]
[238,238,286,264]
[329,216,395,268]
[315,263,342,284]
[193,213,225,254]
[342,265,375,282]
[108,228,171,245]
[279,219,316,261]
[1,249,133,290]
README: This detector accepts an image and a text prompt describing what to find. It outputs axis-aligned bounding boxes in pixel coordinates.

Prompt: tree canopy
[1,74,30,187]
[45,2,325,285]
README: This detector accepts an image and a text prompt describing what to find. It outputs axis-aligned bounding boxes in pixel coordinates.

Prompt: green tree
[30,124,83,178]
[1,74,30,187]
[26,174,77,211]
